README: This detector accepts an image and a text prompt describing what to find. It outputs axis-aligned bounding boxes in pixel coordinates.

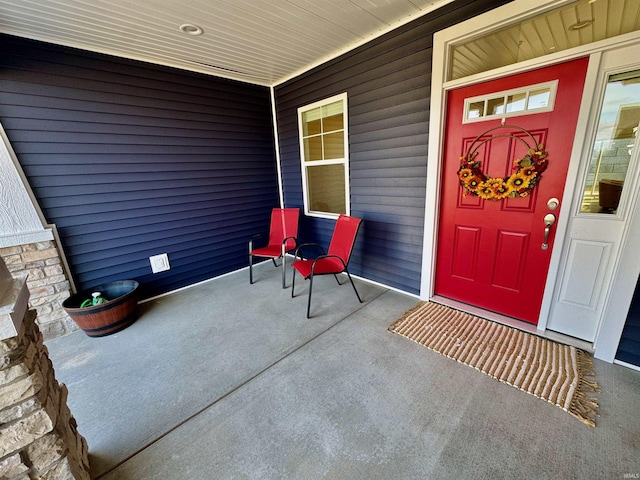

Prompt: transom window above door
[463,81,557,123]
[297,93,350,218]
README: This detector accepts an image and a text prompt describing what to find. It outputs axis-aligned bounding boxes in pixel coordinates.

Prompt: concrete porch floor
[45,263,640,479]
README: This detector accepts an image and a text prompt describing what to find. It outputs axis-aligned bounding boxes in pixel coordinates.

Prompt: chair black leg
[291,268,296,298]
[307,274,314,318]
[345,270,362,303]
[333,274,341,285]
[281,255,286,289]
[271,258,278,267]
[249,255,254,284]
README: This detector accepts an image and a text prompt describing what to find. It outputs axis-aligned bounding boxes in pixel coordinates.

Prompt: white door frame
[420,0,640,361]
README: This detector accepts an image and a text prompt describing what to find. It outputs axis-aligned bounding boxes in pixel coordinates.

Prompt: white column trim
[270,86,285,208]
[0,122,53,248]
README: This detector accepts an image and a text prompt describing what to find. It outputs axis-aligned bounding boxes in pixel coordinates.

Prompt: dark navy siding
[275,0,510,294]
[0,35,279,298]
[616,277,640,367]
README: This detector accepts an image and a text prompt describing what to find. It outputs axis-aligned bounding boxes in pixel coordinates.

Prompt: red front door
[435,58,589,324]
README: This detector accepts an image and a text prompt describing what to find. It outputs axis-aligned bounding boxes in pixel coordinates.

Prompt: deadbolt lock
[547,198,560,210]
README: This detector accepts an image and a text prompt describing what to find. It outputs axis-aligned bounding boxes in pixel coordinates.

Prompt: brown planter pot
[62,280,139,337]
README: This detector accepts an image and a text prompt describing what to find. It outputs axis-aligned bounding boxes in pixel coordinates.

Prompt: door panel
[558,240,611,308]
[451,226,480,280]
[435,58,589,324]
[492,230,529,291]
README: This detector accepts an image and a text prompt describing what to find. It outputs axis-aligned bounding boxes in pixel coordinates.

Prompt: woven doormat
[389,301,599,427]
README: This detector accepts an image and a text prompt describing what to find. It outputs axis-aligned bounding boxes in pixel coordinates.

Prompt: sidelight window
[579,69,640,215]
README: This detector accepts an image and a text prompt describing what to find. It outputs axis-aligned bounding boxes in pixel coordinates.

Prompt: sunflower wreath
[457,125,549,200]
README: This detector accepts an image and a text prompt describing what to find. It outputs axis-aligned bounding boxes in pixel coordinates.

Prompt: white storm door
[547,45,640,342]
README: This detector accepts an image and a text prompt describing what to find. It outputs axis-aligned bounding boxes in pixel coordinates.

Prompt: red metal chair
[291,215,363,318]
[249,208,299,288]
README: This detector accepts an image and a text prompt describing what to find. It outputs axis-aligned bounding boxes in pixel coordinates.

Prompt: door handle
[541,213,556,251]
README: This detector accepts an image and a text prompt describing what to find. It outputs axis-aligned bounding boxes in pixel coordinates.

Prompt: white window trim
[297,92,350,219]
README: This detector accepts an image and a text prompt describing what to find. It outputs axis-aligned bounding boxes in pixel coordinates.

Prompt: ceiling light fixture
[179,24,204,36]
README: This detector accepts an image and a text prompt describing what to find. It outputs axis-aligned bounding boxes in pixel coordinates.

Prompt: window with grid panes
[298,93,349,218]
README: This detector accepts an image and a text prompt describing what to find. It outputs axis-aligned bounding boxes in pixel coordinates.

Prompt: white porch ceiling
[0,0,454,86]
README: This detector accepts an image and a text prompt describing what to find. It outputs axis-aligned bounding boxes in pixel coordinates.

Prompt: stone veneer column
[0,241,78,341]
[0,258,89,479]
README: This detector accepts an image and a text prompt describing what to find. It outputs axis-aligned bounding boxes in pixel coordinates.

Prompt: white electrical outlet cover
[149,254,170,273]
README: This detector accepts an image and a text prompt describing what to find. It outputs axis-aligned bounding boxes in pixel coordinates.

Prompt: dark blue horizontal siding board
[3,117,266,136]
[0,34,279,298]
[53,204,267,236]
[275,0,509,294]
[41,192,277,224]
[21,161,275,178]
[0,43,268,103]
[616,276,640,367]
[0,102,267,129]
[36,183,273,209]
